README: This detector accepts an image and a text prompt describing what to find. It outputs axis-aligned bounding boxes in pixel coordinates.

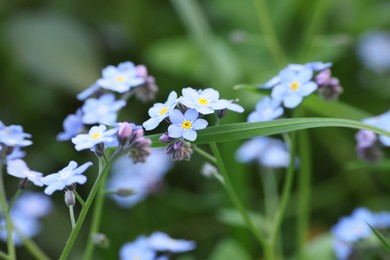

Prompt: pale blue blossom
[7,159,44,187]
[247,96,283,122]
[180,88,228,115]
[12,191,53,218]
[107,149,173,208]
[41,161,92,195]
[271,66,317,108]
[71,125,117,151]
[362,110,390,146]
[6,147,26,162]
[0,123,32,147]
[143,91,178,130]
[120,236,156,260]
[81,93,126,125]
[57,109,84,141]
[148,232,196,253]
[168,109,208,141]
[96,61,145,93]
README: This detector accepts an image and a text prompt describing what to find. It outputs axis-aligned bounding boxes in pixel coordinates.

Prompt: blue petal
[192,119,208,130]
[168,124,183,138]
[183,129,197,141]
[184,109,199,121]
[283,94,303,108]
[73,162,93,175]
[169,110,184,125]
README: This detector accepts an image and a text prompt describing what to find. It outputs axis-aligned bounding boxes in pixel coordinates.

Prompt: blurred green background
[1,0,390,259]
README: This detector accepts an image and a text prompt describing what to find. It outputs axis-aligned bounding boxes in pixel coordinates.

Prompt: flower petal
[168,124,183,138]
[192,119,208,130]
[183,129,197,141]
[169,110,184,125]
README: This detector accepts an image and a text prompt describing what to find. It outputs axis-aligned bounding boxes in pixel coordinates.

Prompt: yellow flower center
[160,107,168,115]
[290,81,299,91]
[182,121,192,130]
[198,98,208,105]
[91,133,101,139]
[116,76,125,83]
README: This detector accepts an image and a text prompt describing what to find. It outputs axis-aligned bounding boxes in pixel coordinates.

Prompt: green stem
[7,189,22,213]
[296,130,311,258]
[0,162,16,260]
[209,143,267,247]
[253,0,288,67]
[16,228,50,260]
[83,158,108,260]
[192,145,217,164]
[69,206,76,229]
[73,190,85,207]
[59,157,116,260]
[270,132,297,247]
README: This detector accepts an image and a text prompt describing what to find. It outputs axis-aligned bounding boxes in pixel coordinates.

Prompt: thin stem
[16,228,50,260]
[192,145,217,164]
[59,156,117,260]
[7,189,22,213]
[73,190,85,207]
[0,162,16,260]
[209,143,267,247]
[253,0,288,67]
[83,158,108,260]
[69,206,76,229]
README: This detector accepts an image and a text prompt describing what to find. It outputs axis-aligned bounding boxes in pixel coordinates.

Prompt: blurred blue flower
[0,123,32,147]
[81,93,126,125]
[97,61,145,93]
[6,147,26,162]
[168,109,208,141]
[12,191,53,218]
[77,83,100,101]
[180,88,228,115]
[271,66,317,108]
[236,137,292,168]
[6,159,44,187]
[143,91,178,131]
[355,130,377,149]
[333,240,352,260]
[362,110,390,146]
[120,236,156,260]
[247,96,283,122]
[357,31,390,74]
[71,125,117,151]
[41,161,92,195]
[148,231,196,253]
[106,149,173,208]
[57,109,84,141]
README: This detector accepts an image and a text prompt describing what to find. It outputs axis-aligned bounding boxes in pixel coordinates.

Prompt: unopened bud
[94,143,105,157]
[116,188,135,197]
[19,178,30,189]
[216,109,227,119]
[65,190,76,207]
[118,122,133,145]
[174,140,184,150]
[93,233,110,248]
[165,143,175,154]
[159,133,174,144]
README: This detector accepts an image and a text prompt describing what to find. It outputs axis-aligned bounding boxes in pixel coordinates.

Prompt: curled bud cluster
[160,134,192,161]
[315,69,343,100]
[355,130,383,163]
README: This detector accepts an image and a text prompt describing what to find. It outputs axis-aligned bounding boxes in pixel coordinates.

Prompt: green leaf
[209,238,252,260]
[367,223,390,254]
[148,117,390,147]
[216,208,268,234]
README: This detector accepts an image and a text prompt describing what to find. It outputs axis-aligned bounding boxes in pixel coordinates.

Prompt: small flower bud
[174,140,184,150]
[19,178,30,189]
[128,138,152,163]
[136,65,148,78]
[94,143,105,158]
[216,109,227,119]
[93,233,110,248]
[164,143,175,154]
[66,184,77,191]
[115,188,135,197]
[117,122,133,145]
[356,130,377,149]
[356,145,383,163]
[171,141,193,161]
[159,133,174,144]
[65,190,76,207]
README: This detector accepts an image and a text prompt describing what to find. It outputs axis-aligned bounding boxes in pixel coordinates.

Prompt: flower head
[57,109,85,141]
[71,125,117,151]
[180,88,228,115]
[120,236,156,260]
[81,93,126,125]
[247,96,283,122]
[7,159,44,187]
[96,61,145,93]
[362,111,390,147]
[148,232,196,253]
[143,91,178,130]
[41,161,92,195]
[168,109,208,141]
[0,123,32,147]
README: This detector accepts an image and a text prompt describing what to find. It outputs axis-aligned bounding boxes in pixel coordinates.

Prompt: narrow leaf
[367,223,390,254]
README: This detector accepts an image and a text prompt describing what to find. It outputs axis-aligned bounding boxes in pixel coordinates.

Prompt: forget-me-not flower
[247,96,283,122]
[57,109,84,141]
[7,159,44,187]
[180,88,228,115]
[143,91,178,130]
[41,161,92,195]
[82,93,126,125]
[96,61,145,93]
[71,125,117,151]
[0,123,32,147]
[168,109,208,141]
[148,232,196,253]
[120,236,156,260]
[271,66,318,108]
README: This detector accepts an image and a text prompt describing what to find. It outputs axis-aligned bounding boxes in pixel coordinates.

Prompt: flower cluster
[120,231,196,260]
[0,192,52,245]
[0,121,32,163]
[142,88,243,161]
[331,208,390,259]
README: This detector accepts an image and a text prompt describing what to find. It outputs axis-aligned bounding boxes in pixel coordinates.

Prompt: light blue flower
[168,109,208,141]
[96,61,145,93]
[81,93,126,125]
[271,66,317,108]
[148,231,196,253]
[247,96,283,122]
[333,240,352,260]
[41,161,92,195]
[7,159,44,187]
[71,125,117,151]
[0,211,40,246]
[120,236,156,260]
[77,83,100,101]
[357,31,390,74]
[236,137,293,168]
[362,110,390,146]
[107,149,173,208]
[57,109,84,141]
[6,147,26,162]
[180,88,228,115]
[143,91,178,130]
[0,123,32,147]
[12,191,53,218]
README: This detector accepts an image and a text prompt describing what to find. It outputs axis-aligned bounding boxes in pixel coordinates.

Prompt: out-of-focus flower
[147,232,196,253]
[315,69,343,100]
[133,66,159,102]
[57,110,85,141]
[355,130,377,149]
[0,123,32,148]
[180,88,228,115]
[357,31,390,74]
[168,109,208,141]
[96,61,145,93]
[362,111,390,146]
[247,96,283,122]
[236,137,293,168]
[41,161,92,195]
[6,159,43,187]
[77,83,101,101]
[81,93,126,125]
[164,140,193,161]
[120,236,156,260]
[71,125,117,151]
[106,149,172,208]
[271,66,318,108]
[143,91,178,131]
